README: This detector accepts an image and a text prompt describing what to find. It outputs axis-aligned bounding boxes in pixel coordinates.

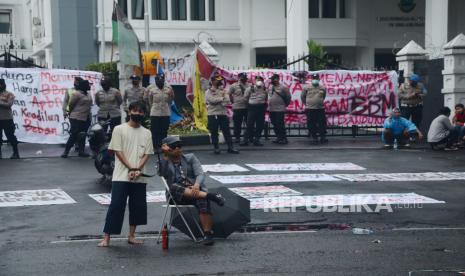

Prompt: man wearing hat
[146,73,174,150]
[399,73,426,129]
[96,79,123,138]
[206,75,239,154]
[228,72,249,143]
[0,78,19,159]
[382,107,423,149]
[301,73,328,144]
[268,74,291,144]
[158,136,226,245]
[241,75,267,146]
[124,75,146,118]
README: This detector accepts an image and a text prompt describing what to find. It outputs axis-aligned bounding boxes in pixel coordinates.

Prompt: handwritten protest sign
[209,173,339,184]
[0,189,76,207]
[245,163,366,171]
[202,164,249,173]
[333,172,465,182]
[2,68,103,144]
[249,193,445,210]
[89,191,166,205]
[229,185,302,199]
[215,69,398,126]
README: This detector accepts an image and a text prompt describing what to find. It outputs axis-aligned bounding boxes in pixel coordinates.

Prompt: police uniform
[242,83,267,145]
[147,83,174,148]
[95,87,123,136]
[0,84,19,159]
[301,84,327,141]
[228,81,249,142]
[268,82,291,144]
[399,82,426,127]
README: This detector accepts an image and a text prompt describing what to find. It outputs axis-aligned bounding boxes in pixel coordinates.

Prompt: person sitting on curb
[428,107,459,151]
[382,107,423,149]
[158,136,226,246]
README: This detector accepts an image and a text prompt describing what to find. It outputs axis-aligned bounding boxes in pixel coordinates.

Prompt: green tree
[85,62,119,88]
[306,39,332,70]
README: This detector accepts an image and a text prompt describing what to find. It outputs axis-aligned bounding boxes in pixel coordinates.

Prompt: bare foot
[98,239,109,247]
[127,236,143,245]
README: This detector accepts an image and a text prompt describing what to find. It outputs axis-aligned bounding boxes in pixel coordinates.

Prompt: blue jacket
[382,116,417,141]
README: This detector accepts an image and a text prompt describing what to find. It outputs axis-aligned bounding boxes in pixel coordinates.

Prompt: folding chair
[156,177,205,244]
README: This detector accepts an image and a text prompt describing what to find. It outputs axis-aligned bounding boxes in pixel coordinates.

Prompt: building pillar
[425,0,449,59]
[442,33,465,111]
[286,0,309,69]
[396,40,427,80]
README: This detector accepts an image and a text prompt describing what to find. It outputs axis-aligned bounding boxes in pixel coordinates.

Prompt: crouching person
[428,107,459,151]
[159,136,226,246]
[98,101,153,247]
[382,107,423,149]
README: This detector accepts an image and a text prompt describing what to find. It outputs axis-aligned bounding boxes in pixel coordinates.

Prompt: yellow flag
[193,61,208,131]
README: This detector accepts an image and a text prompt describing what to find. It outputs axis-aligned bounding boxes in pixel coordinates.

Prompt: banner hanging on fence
[214,68,398,126]
[1,68,103,144]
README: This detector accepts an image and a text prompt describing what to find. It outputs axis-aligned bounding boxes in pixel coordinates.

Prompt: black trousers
[246,104,266,141]
[269,112,286,141]
[65,119,89,152]
[103,182,147,235]
[208,115,232,145]
[98,116,121,138]
[232,109,247,140]
[0,119,18,147]
[400,105,423,127]
[150,116,170,148]
[307,109,327,138]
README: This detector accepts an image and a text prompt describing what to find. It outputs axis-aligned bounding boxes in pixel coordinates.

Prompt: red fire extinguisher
[161,224,169,250]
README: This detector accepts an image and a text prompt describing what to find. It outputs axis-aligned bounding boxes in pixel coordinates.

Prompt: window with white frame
[208,0,215,21]
[152,0,168,20]
[0,10,11,34]
[308,0,346,19]
[132,0,144,19]
[171,0,187,20]
[190,0,205,21]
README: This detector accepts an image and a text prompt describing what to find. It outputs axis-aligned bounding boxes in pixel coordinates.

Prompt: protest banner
[0,189,76,207]
[202,164,249,173]
[209,173,339,184]
[1,68,103,144]
[246,162,366,171]
[229,185,302,199]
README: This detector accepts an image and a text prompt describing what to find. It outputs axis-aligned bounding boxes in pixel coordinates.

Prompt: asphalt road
[1,147,464,275]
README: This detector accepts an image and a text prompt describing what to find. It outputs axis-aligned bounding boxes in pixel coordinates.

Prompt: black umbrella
[171,186,250,239]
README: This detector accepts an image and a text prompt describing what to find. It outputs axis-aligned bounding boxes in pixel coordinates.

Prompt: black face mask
[101,84,110,91]
[0,84,5,92]
[410,81,418,87]
[155,80,164,89]
[132,81,139,86]
[130,114,144,124]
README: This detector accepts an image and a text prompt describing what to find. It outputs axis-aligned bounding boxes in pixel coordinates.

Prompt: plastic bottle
[161,224,169,250]
[352,228,374,235]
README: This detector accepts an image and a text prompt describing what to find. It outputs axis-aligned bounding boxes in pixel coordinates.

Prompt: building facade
[7,0,465,69]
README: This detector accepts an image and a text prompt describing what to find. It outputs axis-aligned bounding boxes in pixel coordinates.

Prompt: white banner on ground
[210,174,339,184]
[88,191,166,205]
[245,163,366,171]
[202,164,249,173]
[249,193,445,210]
[1,68,103,144]
[333,172,465,182]
[0,189,76,207]
[229,185,303,199]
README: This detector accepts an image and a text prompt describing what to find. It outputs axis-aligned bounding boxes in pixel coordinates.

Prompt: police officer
[269,74,291,144]
[123,75,146,119]
[61,80,93,158]
[147,73,174,149]
[206,75,239,154]
[301,73,327,144]
[399,73,426,128]
[0,79,19,159]
[228,72,249,143]
[96,79,123,137]
[63,77,85,152]
[241,75,267,146]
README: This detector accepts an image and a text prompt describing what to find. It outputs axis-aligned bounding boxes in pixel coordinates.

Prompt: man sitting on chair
[159,136,225,245]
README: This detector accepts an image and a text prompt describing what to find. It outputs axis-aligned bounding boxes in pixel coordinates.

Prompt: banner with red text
[216,68,398,126]
[1,68,103,144]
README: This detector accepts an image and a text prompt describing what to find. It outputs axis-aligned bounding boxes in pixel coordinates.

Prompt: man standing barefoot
[98,101,153,247]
